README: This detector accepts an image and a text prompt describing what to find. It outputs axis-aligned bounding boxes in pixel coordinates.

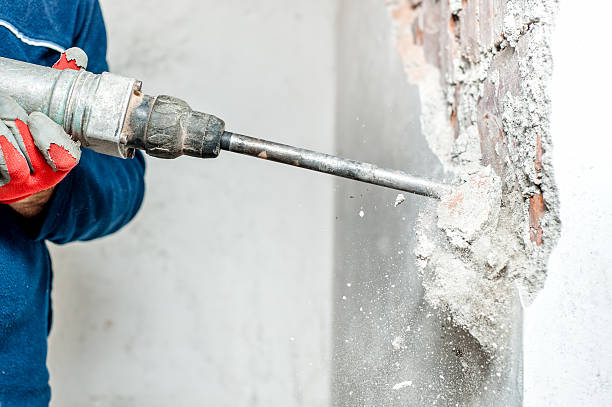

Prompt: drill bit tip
[220,132,451,199]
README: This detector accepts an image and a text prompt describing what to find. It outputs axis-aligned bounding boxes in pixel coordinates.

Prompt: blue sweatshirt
[0,1,146,405]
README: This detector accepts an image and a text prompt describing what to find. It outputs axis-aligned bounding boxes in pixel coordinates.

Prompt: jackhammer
[0,57,450,199]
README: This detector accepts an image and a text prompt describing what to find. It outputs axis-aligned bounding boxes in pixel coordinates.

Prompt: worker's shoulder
[0,0,102,51]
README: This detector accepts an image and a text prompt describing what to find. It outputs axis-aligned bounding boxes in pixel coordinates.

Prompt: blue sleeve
[33,0,146,243]
[72,0,109,74]
[36,149,146,244]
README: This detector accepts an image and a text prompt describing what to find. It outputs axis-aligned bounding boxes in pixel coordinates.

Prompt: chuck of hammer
[124,93,225,159]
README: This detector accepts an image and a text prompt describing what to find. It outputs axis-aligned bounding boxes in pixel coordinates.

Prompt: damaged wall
[392,0,559,355]
[335,0,559,405]
[334,1,518,406]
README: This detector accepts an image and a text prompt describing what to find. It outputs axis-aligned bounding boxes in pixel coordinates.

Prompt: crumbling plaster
[388,0,560,355]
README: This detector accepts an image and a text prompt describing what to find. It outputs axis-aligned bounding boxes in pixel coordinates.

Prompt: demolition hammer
[0,57,451,199]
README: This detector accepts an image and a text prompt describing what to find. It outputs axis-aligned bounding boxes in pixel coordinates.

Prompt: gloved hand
[0,47,87,204]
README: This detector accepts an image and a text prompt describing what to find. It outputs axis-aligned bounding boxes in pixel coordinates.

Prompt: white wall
[524,2,612,405]
[47,1,336,405]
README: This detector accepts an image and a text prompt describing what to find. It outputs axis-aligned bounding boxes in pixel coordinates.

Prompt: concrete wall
[47,1,336,405]
[333,1,446,403]
[333,1,521,406]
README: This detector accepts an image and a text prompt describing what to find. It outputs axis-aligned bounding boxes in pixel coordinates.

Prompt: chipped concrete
[387,0,561,402]
[334,0,523,405]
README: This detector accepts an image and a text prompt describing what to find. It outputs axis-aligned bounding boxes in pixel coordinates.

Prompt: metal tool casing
[0,57,137,158]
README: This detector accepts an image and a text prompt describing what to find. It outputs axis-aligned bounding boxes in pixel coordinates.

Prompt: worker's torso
[0,0,108,71]
[0,207,52,403]
[0,1,107,403]
[1,0,78,64]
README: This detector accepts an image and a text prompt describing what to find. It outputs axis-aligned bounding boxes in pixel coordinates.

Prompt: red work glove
[0,47,88,204]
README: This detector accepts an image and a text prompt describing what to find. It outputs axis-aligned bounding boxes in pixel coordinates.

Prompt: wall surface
[333,1,518,406]
[333,0,448,403]
[333,0,602,406]
[47,1,336,406]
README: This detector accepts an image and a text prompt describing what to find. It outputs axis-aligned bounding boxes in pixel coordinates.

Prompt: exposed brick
[421,0,442,67]
[477,46,520,193]
[440,0,460,84]
[460,0,481,61]
[529,194,545,246]
[534,133,543,180]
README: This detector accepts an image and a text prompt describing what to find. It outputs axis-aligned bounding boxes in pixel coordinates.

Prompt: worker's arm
[12,0,145,242]
[0,48,88,217]
[37,0,146,243]
[0,64,146,243]
[34,148,145,243]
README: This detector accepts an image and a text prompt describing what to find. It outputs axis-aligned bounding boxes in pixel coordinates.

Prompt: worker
[0,0,146,404]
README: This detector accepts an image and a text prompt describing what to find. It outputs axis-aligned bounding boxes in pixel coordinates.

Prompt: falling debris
[394,193,406,207]
[392,381,413,390]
